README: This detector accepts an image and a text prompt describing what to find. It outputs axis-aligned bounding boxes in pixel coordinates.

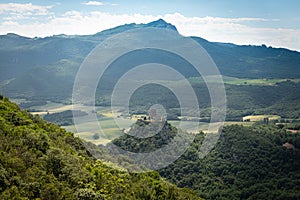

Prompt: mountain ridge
[0,19,178,39]
[1,19,300,102]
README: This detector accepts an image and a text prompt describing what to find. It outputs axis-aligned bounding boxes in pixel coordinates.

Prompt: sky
[1,0,300,51]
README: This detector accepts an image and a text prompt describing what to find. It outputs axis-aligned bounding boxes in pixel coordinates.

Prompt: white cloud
[0,3,52,15]
[0,11,158,37]
[0,8,300,51]
[1,21,18,26]
[82,1,104,6]
[164,13,300,51]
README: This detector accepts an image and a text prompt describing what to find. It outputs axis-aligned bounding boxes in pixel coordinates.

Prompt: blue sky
[1,0,300,51]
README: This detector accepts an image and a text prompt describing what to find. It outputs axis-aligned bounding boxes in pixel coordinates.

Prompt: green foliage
[169,125,300,199]
[224,81,300,120]
[112,120,178,153]
[113,122,300,199]
[285,122,300,130]
[0,97,200,199]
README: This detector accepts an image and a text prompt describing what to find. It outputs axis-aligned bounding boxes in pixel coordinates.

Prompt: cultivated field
[26,100,285,145]
[242,115,281,122]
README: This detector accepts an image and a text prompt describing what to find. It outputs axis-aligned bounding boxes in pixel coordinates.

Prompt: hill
[112,120,300,199]
[0,95,200,199]
[1,19,300,102]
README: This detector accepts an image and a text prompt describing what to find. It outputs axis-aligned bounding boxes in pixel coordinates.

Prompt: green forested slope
[0,95,200,200]
[112,120,300,199]
[127,80,300,120]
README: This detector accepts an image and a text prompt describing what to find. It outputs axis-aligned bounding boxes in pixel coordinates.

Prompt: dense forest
[123,80,300,120]
[0,95,200,200]
[112,120,300,199]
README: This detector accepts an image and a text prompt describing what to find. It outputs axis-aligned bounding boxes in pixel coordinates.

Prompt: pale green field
[30,102,117,115]
[169,120,208,133]
[188,76,300,86]
[29,102,67,115]
[242,115,281,122]
[28,102,259,145]
[27,101,271,145]
[224,121,255,126]
[63,123,123,145]
[222,76,300,86]
[31,103,73,115]
[63,117,133,145]
[64,119,210,145]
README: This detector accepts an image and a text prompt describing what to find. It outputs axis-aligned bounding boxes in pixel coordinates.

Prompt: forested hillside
[112,120,300,199]
[126,80,300,120]
[0,95,200,200]
[1,19,300,102]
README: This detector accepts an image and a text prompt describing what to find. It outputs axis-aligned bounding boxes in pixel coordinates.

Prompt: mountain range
[1,19,300,101]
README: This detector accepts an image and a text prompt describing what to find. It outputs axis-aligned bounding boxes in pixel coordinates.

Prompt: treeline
[43,110,88,126]
[120,80,300,120]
